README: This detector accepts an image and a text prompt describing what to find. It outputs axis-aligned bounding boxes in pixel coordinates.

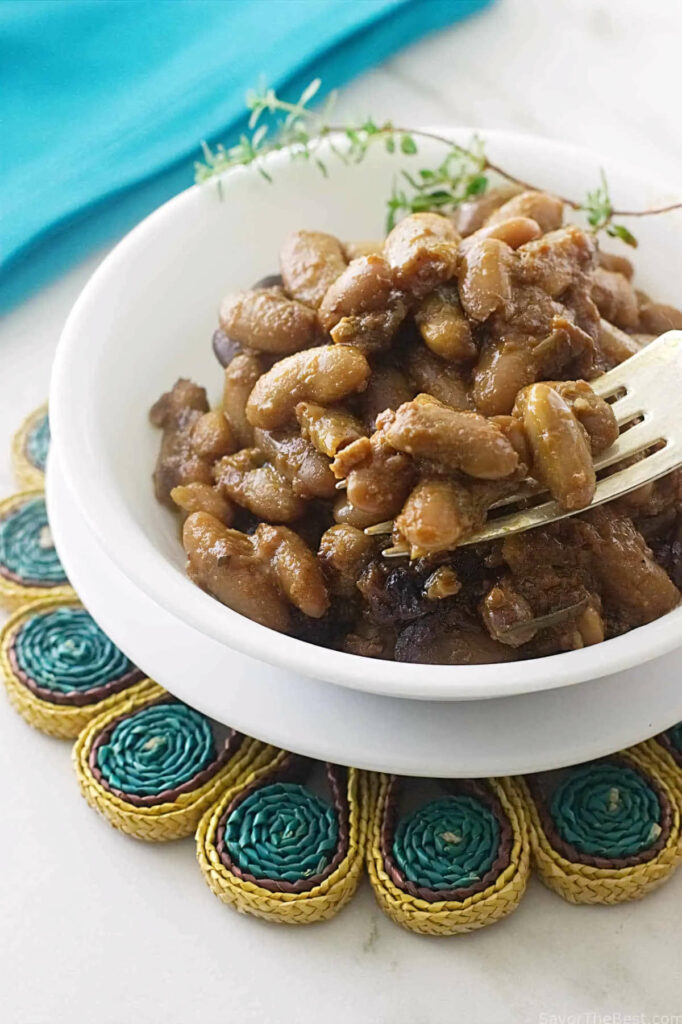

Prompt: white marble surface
[1,1,682,1021]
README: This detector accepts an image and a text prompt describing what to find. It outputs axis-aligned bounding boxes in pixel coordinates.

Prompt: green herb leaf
[298,78,321,107]
[194,76,671,246]
[465,174,488,196]
[252,125,268,148]
[606,222,638,248]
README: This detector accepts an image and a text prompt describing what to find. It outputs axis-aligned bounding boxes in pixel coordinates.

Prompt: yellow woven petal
[196,755,369,925]
[640,734,682,804]
[12,404,49,490]
[520,745,682,905]
[364,774,530,936]
[73,682,269,842]
[1,595,146,739]
[0,492,76,610]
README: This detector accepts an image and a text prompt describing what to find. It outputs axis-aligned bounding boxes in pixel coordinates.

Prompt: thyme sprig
[195,80,682,245]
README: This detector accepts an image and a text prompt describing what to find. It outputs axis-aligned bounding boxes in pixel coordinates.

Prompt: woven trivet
[73,682,268,841]
[12,404,50,490]
[364,774,530,935]
[0,596,146,738]
[635,726,682,809]
[196,752,368,924]
[519,746,682,904]
[0,491,74,609]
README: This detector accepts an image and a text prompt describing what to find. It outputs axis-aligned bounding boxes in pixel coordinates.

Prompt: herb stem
[197,80,682,246]
[325,123,682,218]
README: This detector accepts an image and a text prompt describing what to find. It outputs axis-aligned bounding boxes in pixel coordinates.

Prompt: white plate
[49,128,682,701]
[46,448,682,777]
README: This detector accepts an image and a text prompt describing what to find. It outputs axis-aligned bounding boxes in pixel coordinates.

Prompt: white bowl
[50,128,682,701]
[46,448,682,775]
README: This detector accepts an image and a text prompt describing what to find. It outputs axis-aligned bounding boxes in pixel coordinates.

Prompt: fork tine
[608,392,645,427]
[593,418,665,472]
[591,329,682,398]
[375,332,682,558]
[460,442,679,546]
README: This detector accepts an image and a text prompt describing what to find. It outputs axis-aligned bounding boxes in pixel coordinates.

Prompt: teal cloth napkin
[0,0,491,312]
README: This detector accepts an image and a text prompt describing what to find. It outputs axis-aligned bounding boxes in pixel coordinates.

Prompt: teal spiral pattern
[551,763,661,858]
[0,497,67,584]
[224,783,339,882]
[97,704,216,796]
[666,722,682,755]
[25,412,50,471]
[13,608,133,695]
[393,796,500,891]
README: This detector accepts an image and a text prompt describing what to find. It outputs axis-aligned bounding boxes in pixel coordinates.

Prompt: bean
[395,477,481,556]
[253,427,336,499]
[318,254,406,351]
[318,255,395,332]
[190,410,236,460]
[246,345,370,430]
[576,604,605,646]
[182,512,291,632]
[212,276,282,368]
[406,346,473,410]
[517,226,596,297]
[214,449,306,522]
[533,314,599,381]
[591,268,639,329]
[222,352,262,447]
[386,396,519,479]
[541,379,618,454]
[384,212,460,295]
[514,382,595,510]
[598,317,641,368]
[361,364,415,429]
[170,482,234,525]
[253,524,329,618]
[343,240,384,260]
[485,191,564,233]
[598,251,634,279]
[219,288,317,354]
[453,185,523,236]
[332,494,384,529]
[637,299,682,334]
[318,524,374,597]
[414,283,476,362]
[332,431,415,518]
[295,402,365,457]
[473,335,537,415]
[490,414,532,470]
[279,230,347,309]
[460,216,542,252]
[457,237,512,322]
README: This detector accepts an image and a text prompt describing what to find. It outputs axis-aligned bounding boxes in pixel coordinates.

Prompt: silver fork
[372,329,682,557]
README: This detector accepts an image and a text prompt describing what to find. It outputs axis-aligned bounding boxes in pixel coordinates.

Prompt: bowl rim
[49,127,682,701]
